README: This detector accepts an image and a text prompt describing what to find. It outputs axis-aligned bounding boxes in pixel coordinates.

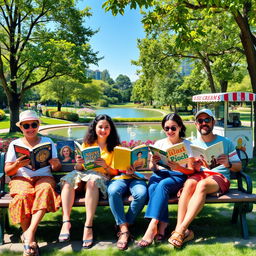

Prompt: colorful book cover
[114,144,148,171]
[56,141,76,165]
[149,142,189,169]
[74,141,101,170]
[14,142,52,171]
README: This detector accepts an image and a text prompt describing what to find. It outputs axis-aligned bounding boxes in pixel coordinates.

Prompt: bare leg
[117,223,130,250]
[59,182,75,236]
[20,217,31,233]
[158,221,168,236]
[83,180,99,247]
[176,179,197,229]
[138,218,158,246]
[169,177,219,247]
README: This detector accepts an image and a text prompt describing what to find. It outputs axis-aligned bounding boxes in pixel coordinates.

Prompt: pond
[42,123,196,142]
[96,107,163,118]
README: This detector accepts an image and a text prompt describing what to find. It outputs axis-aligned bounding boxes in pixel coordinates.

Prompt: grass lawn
[1,159,255,256]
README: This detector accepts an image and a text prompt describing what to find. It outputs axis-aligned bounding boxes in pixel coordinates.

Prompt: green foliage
[0,0,100,131]
[47,110,79,122]
[98,99,109,107]
[0,109,6,120]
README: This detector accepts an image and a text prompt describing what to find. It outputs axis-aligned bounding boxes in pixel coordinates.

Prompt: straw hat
[16,110,40,127]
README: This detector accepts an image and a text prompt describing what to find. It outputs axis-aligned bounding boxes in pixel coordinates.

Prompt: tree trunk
[234,10,256,156]
[220,80,228,92]
[8,93,21,132]
[57,102,62,111]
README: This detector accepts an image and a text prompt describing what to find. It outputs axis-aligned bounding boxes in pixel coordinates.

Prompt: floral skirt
[60,170,109,199]
[9,176,61,224]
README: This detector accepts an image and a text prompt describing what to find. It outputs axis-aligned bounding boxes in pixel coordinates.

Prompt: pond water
[96,108,163,118]
[43,123,196,142]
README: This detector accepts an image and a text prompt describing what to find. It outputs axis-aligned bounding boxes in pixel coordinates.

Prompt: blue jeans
[145,169,187,223]
[107,179,147,225]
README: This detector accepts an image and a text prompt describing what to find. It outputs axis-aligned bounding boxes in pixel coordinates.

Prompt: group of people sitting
[4,108,242,256]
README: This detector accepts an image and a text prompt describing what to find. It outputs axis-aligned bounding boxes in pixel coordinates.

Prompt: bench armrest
[236,171,252,194]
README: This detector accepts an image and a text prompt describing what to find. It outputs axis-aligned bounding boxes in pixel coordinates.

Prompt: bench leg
[0,208,7,245]
[233,202,253,239]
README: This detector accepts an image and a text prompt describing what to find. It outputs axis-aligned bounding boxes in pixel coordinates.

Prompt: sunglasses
[164,126,177,132]
[22,122,38,129]
[196,118,212,124]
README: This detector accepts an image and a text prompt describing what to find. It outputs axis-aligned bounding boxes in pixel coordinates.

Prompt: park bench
[0,150,256,245]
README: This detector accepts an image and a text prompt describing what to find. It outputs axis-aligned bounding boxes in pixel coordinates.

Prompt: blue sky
[79,1,145,82]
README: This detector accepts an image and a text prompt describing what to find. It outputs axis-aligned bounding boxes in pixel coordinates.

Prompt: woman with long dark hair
[138,113,195,247]
[58,114,120,249]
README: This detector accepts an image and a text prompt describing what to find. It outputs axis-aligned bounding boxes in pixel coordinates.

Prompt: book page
[32,143,52,170]
[149,145,169,169]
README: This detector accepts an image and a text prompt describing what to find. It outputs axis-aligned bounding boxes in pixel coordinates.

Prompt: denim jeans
[107,178,147,225]
[145,169,187,223]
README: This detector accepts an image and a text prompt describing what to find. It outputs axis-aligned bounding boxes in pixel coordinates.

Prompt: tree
[103,0,256,155]
[0,1,100,132]
[101,69,111,82]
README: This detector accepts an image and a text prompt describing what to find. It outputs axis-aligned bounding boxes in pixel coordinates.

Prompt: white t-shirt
[5,136,57,177]
[153,138,192,170]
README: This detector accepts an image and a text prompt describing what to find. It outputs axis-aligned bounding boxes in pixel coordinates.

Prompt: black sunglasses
[22,122,38,129]
[164,126,177,132]
[196,118,212,124]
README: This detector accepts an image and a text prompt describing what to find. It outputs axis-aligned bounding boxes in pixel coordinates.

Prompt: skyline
[80,1,145,82]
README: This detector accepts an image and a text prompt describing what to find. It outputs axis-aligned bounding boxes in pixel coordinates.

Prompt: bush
[77,108,96,117]
[44,109,79,121]
[0,109,6,120]
[98,99,109,107]
[0,137,18,152]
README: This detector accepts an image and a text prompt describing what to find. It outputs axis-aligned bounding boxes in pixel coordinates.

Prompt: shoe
[21,234,35,256]
[30,241,40,256]
[116,231,131,251]
[82,226,94,249]
[168,229,194,248]
[155,233,165,243]
[137,239,153,248]
[58,220,71,243]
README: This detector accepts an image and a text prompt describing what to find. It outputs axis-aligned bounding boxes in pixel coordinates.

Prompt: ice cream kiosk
[192,92,255,158]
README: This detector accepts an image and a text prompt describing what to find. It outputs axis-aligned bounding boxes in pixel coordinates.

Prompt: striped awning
[192,92,256,102]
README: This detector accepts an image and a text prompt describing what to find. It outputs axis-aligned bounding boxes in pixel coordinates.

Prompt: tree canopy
[0,0,100,131]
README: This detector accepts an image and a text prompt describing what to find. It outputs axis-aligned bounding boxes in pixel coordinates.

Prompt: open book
[149,142,189,169]
[74,141,101,170]
[190,141,224,169]
[14,142,52,171]
[114,144,148,171]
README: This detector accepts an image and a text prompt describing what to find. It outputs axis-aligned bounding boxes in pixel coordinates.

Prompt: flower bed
[0,138,18,152]
[121,139,156,148]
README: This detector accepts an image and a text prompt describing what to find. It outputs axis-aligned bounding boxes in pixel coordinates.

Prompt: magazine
[14,142,52,171]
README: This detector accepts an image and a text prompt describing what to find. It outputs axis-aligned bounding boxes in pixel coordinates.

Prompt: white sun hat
[16,110,41,127]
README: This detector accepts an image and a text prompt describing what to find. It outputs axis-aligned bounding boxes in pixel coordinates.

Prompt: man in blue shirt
[168,108,242,249]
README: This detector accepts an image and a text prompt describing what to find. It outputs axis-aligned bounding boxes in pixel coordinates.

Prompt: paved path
[1,233,256,254]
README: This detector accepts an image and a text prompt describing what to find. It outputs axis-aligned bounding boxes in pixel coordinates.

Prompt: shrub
[0,109,6,120]
[98,99,109,107]
[0,138,18,152]
[77,108,96,117]
[44,109,79,121]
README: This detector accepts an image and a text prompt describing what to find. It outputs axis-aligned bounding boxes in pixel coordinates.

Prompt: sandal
[183,229,194,244]
[168,231,184,248]
[137,239,153,248]
[21,233,35,256]
[155,233,165,243]
[30,242,40,256]
[116,231,130,251]
[58,220,71,243]
[82,226,94,249]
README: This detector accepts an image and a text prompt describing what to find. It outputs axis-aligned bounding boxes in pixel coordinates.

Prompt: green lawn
[1,159,255,255]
